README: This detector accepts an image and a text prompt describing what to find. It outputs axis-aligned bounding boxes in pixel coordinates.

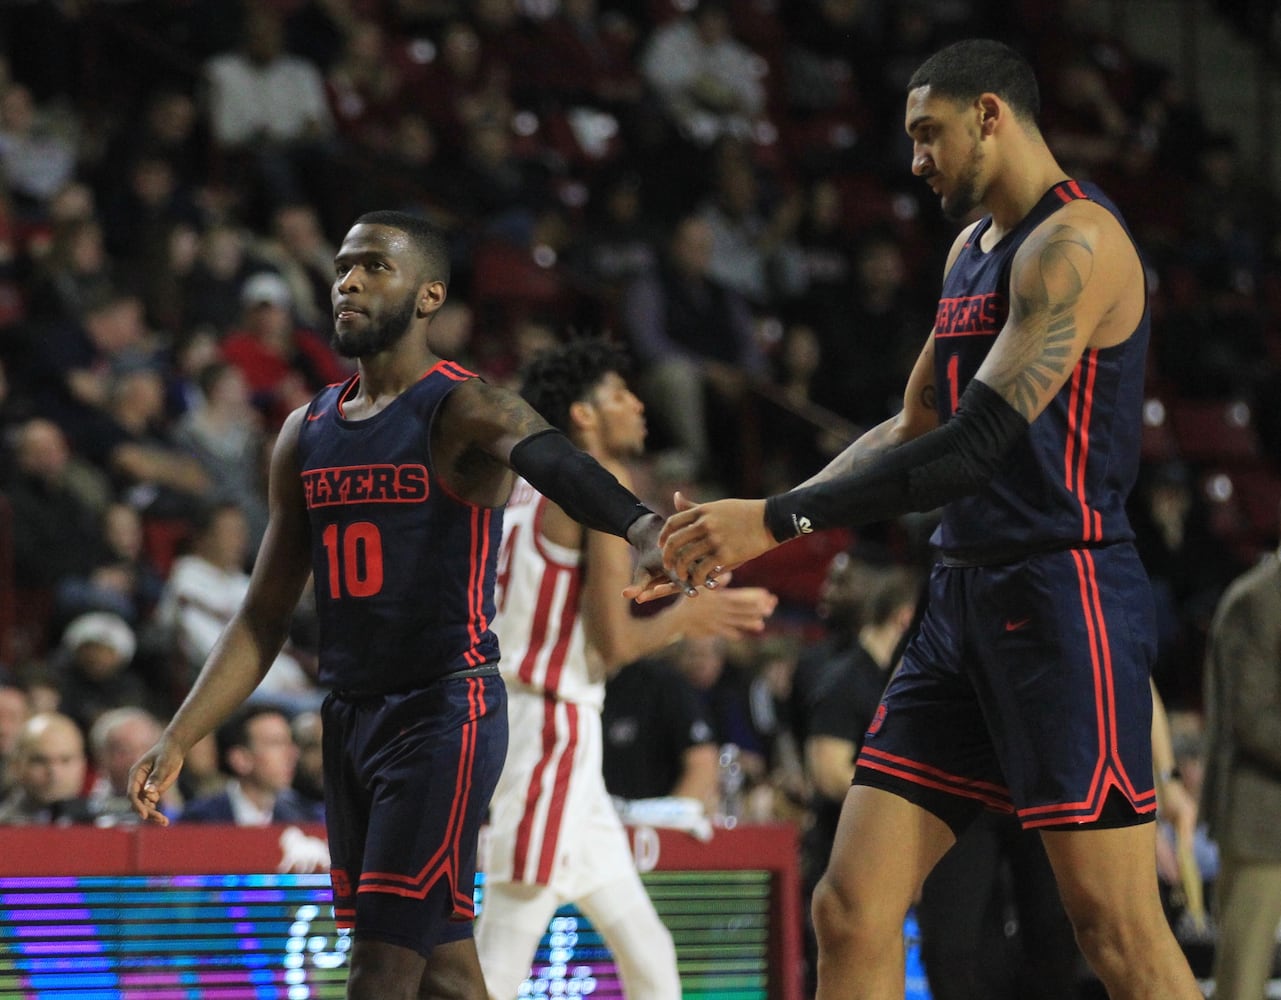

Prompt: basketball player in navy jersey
[629,40,1201,1000]
[127,211,671,1000]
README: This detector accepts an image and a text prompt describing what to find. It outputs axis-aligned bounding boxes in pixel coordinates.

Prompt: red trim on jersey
[430,359,477,382]
[541,570,581,695]
[532,494,581,569]
[1063,351,1101,542]
[518,563,565,686]
[536,701,579,884]
[335,374,360,418]
[512,698,559,881]
[1053,180,1088,204]
[463,507,484,667]
[859,745,1014,810]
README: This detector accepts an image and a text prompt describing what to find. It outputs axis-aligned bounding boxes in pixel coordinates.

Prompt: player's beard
[942,137,985,221]
[333,294,418,358]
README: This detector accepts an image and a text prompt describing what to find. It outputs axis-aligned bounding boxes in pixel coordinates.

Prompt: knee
[811,873,894,957]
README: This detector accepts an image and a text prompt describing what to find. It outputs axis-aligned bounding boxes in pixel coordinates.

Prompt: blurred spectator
[1200,534,1281,1000]
[53,610,156,735]
[640,0,766,148]
[696,139,806,309]
[85,365,212,516]
[4,418,110,599]
[567,168,661,320]
[55,501,166,628]
[254,202,339,336]
[620,213,767,485]
[99,153,203,286]
[0,677,32,796]
[794,556,919,992]
[220,271,351,429]
[290,709,325,816]
[531,0,645,111]
[152,502,321,714]
[183,223,264,335]
[602,653,719,815]
[24,216,115,324]
[815,230,930,427]
[86,706,175,825]
[180,703,321,825]
[436,108,554,244]
[1129,461,1242,707]
[0,82,78,218]
[760,321,852,492]
[173,361,270,549]
[22,286,158,448]
[324,19,406,153]
[0,711,93,825]
[204,7,339,231]
[413,18,512,149]
[673,635,769,782]
[97,88,209,196]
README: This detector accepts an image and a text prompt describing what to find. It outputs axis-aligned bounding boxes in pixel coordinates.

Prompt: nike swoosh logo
[1004,618,1030,632]
[307,410,328,422]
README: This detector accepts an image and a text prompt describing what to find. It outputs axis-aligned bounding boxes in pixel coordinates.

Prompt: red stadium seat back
[1168,398,1259,465]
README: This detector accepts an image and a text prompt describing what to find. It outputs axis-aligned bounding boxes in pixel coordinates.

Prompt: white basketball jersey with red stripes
[492,478,603,709]
[485,478,633,891]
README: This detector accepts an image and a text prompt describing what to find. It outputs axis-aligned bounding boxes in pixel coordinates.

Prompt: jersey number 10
[321,522,385,598]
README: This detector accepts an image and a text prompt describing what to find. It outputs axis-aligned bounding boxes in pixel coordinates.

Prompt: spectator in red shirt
[220,271,351,429]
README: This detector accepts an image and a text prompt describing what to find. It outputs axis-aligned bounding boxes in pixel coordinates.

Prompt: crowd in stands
[1,0,1281,992]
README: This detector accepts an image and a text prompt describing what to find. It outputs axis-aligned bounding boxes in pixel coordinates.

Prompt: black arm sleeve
[510,428,655,539]
[764,380,1028,541]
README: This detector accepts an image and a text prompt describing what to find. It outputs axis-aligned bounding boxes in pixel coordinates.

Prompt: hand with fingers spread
[658,491,780,590]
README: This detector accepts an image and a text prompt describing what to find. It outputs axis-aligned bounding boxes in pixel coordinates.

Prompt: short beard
[942,138,984,221]
[333,296,418,358]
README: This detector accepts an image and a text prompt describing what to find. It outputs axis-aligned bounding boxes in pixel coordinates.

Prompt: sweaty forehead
[339,224,412,258]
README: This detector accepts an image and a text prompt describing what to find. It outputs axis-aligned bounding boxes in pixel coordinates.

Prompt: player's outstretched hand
[127,735,187,826]
[659,491,778,588]
[686,583,779,639]
[624,510,691,602]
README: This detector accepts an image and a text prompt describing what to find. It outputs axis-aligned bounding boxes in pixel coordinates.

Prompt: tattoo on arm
[800,420,898,487]
[479,381,550,439]
[990,224,1094,421]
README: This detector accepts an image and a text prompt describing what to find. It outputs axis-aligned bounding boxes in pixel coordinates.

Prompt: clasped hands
[626,491,779,603]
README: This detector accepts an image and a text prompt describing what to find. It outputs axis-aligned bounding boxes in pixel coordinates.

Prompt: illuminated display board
[0,869,774,998]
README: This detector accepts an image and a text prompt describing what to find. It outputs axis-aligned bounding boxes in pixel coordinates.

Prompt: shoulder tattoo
[998,223,1095,420]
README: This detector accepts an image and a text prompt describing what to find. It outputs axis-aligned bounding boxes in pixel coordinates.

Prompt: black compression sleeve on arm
[764,380,1028,541]
[510,428,655,539]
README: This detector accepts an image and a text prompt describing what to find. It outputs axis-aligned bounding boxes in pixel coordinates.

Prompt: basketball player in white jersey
[475,338,778,997]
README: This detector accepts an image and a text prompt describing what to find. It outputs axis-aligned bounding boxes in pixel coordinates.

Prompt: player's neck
[983,143,1069,240]
[355,345,440,402]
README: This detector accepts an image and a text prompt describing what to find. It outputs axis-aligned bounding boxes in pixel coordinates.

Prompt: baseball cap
[241,272,292,310]
[62,612,137,662]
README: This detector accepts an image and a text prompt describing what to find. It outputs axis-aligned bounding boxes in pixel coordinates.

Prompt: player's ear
[568,398,595,433]
[977,93,1001,136]
[418,280,446,317]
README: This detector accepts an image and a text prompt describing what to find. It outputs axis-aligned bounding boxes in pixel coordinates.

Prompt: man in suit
[1201,527,1281,1000]
[180,703,320,825]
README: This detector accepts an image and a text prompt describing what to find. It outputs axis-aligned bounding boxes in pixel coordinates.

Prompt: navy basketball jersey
[931,179,1149,559]
[296,361,502,693]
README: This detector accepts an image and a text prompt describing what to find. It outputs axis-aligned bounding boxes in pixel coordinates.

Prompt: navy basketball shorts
[321,666,508,957]
[853,543,1158,833]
